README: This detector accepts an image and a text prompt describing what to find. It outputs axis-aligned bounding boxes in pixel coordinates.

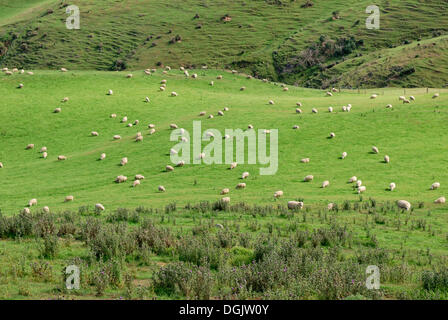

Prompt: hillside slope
[1,0,448,88]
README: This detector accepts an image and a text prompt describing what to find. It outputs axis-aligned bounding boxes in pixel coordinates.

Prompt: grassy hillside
[1,0,448,88]
[0,69,447,214]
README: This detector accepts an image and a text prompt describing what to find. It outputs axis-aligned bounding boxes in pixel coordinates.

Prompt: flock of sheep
[0,66,445,214]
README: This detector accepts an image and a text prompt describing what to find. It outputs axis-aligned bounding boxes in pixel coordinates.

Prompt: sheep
[434,197,446,204]
[210,81,214,86]
[135,174,145,180]
[91,131,99,136]
[100,153,106,160]
[328,106,333,113]
[145,97,150,103]
[170,148,178,155]
[293,125,300,130]
[160,86,166,91]
[332,88,338,93]
[322,180,330,188]
[149,129,156,135]
[221,188,230,195]
[390,182,396,191]
[126,74,133,78]
[133,180,140,187]
[199,111,206,116]
[312,108,318,113]
[43,206,50,213]
[349,176,357,183]
[241,172,249,179]
[171,92,178,97]
[230,162,238,170]
[326,92,333,97]
[42,152,48,159]
[263,130,271,134]
[301,158,310,163]
[134,120,139,125]
[224,134,230,139]
[165,66,171,71]
[192,73,198,79]
[431,182,441,190]
[296,102,303,107]
[329,132,335,138]
[148,124,156,128]
[120,157,128,166]
[370,94,378,99]
[198,153,206,159]
[296,108,303,114]
[217,75,223,80]
[288,201,304,210]
[269,100,275,105]
[18,83,24,89]
[181,137,188,142]
[53,108,62,113]
[58,155,67,160]
[327,203,335,210]
[386,104,393,109]
[22,208,31,214]
[358,186,366,194]
[410,96,415,101]
[113,135,121,140]
[248,124,254,129]
[236,183,246,189]
[95,203,105,211]
[40,146,47,153]
[136,132,142,138]
[356,180,363,188]
[372,146,379,154]
[0,162,3,168]
[218,111,224,116]
[222,197,231,203]
[403,99,410,104]
[283,87,289,92]
[384,155,390,163]
[262,79,268,82]
[5,71,12,75]
[397,200,411,211]
[135,135,143,142]
[208,114,214,119]
[61,68,68,72]
[110,114,117,118]
[161,80,167,85]
[346,105,352,112]
[341,152,347,159]
[232,70,238,74]
[399,96,406,101]
[224,107,230,112]
[65,195,74,202]
[274,190,283,198]
[177,160,185,167]
[432,93,439,99]
[61,97,69,103]
[166,165,174,172]
[115,175,127,183]
[28,198,37,207]
[170,124,178,129]
[126,123,132,128]
[304,175,314,182]
[121,116,128,123]
[342,106,347,112]
[108,89,113,95]
[240,87,246,91]
[158,185,166,192]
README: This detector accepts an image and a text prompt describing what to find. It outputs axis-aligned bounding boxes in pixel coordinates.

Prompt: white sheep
[100,153,106,160]
[236,183,246,189]
[199,111,206,116]
[166,165,174,172]
[322,180,330,188]
[177,160,185,167]
[43,206,50,213]
[312,108,318,114]
[390,182,396,191]
[269,100,274,105]
[341,152,347,159]
[293,125,300,130]
[171,92,178,97]
[145,97,150,102]
[217,75,223,79]
[384,155,390,163]
[135,174,145,180]
[399,96,406,101]
[349,176,357,183]
[386,104,393,109]
[120,157,128,166]
[274,190,283,198]
[158,185,166,192]
[328,107,333,113]
[397,200,411,211]
[108,89,113,95]
[115,175,127,183]
[28,198,37,207]
[221,188,230,195]
[326,92,333,97]
[113,135,121,140]
[133,180,140,187]
[248,124,254,129]
[434,197,446,204]
[358,186,366,194]
[222,197,231,203]
[329,132,335,138]
[356,180,363,188]
[0,162,3,168]
[65,195,74,202]
[61,68,68,72]
[230,162,238,170]
[95,203,105,211]
[372,146,379,154]
[288,201,303,210]
[148,124,155,128]
[410,96,415,101]
[22,208,31,214]
[301,158,310,163]
[53,108,62,113]
[135,135,143,142]
[149,129,156,135]
[91,131,99,136]
[121,116,128,123]
[40,146,47,153]
[208,114,214,119]
[296,108,303,114]
[296,102,303,107]
[58,155,67,160]
[304,175,314,182]
[43,152,48,159]
[370,94,378,99]
[432,93,439,99]
[431,182,441,190]
[327,203,335,210]
[170,124,178,129]
[110,114,117,118]
[241,172,249,179]
[218,111,224,116]
[126,74,133,78]
[240,87,246,91]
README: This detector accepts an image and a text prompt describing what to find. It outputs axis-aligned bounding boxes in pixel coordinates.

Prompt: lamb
[304,175,314,182]
[328,107,333,113]
[62,97,69,102]
[288,201,304,210]
[293,125,300,130]
[91,131,99,136]
[120,157,128,166]
[40,146,47,153]
[431,182,441,190]
[236,183,246,189]
[341,152,347,159]
[386,104,393,109]
[390,182,396,191]
[329,132,335,138]
[18,83,24,89]
[432,93,439,99]
[217,75,223,79]
[113,135,121,140]
[65,195,74,202]
[149,129,156,135]
[121,116,128,123]
[170,124,178,129]
[43,206,50,213]
[133,180,140,187]
[248,124,254,129]
[301,158,310,163]
[230,162,238,170]
[148,124,155,128]
[171,92,178,97]
[108,89,113,95]
[222,197,231,203]
[61,68,68,72]
[95,203,105,211]
[110,114,117,118]
[384,155,390,163]
[296,102,303,107]
[399,96,406,101]
[210,81,214,86]
[100,153,106,160]
[322,180,330,188]
[397,200,411,211]
[312,108,318,113]
[158,185,166,192]
[274,190,283,198]
[166,165,174,172]
[160,86,166,91]
[370,94,378,99]
[192,73,198,79]
[0,162,3,168]
[240,87,246,91]
[135,135,143,142]
[269,100,274,105]
[126,74,133,78]
[356,180,363,188]
[134,120,139,125]
[208,115,214,119]
[135,174,145,180]
[53,108,62,113]
[218,111,224,116]
[434,197,446,204]
[58,155,67,160]
[358,186,366,194]
[372,146,379,154]
[199,111,206,116]
[221,188,230,195]
[42,152,48,159]
[28,198,37,207]
[241,172,249,179]
[296,108,303,114]
[115,175,127,183]
[349,176,357,183]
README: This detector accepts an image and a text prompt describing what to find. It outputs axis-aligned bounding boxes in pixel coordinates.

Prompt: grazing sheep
[110,114,117,118]
[269,100,274,105]
[346,105,352,112]
[5,71,12,76]
[222,197,231,203]
[170,124,178,129]
[18,83,24,89]
[192,73,198,79]
[326,92,333,97]
[43,206,50,213]
[108,89,113,95]
[218,111,224,116]
[304,175,314,182]
[91,131,99,136]
[224,134,230,139]
[312,108,318,114]
[115,175,127,183]
[210,81,214,86]
[358,186,366,194]
[248,124,254,129]
[121,116,128,123]
[126,74,133,78]
[58,155,67,160]
[399,96,406,101]
[65,195,74,202]
[158,185,166,192]
[223,107,229,111]
[397,200,411,211]
[177,160,185,167]
[145,97,150,102]
[113,135,121,140]
[133,180,140,187]
[329,132,335,138]
[0,162,3,168]
[53,108,62,113]
[160,86,166,91]
[199,111,206,116]
[171,92,178,97]
[134,120,139,125]
[390,182,396,191]
[432,93,440,99]
[296,102,303,107]
[217,75,223,79]
[148,124,155,128]
[236,183,246,189]
[42,152,48,159]
[403,99,410,104]
[372,146,379,154]
[288,201,304,210]
[127,123,133,128]
[296,108,303,114]
[410,96,415,101]
[342,106,347,112]
[230,162,238,170]
[166,165,174,172]
[241,172,249,179]
[28,198,37,207]
[95,203,105,211]
[263,130,271,134]
[100,153,106,160]
[22,208,31,214]
[431,182,441,190]
[170,148,178,155]
[293,125,300,130]
[332,88,338,93]
[274,190,283,198]
[356,180,363,188]
[328,106,333,113]
[341,152,347,159]
[384,155,390,163]
[181,137,188,142]
[40,147,47,153]
[301,158,310,163]
[62,97,70,102]
[386,104,393,109]
[283,87,289,91]
[198,153,206,159]
[208,114,214,119]
[61,68,68,72]
[240,87,246,91]
[135,135,143,142]
[434,197,446,204]
[349,176,357,183]
[221,188,230,195]
[322,180,330,188]
[120,157,128,166]
[149,129,156,135]
[327,203,335,210]
[370,94,378,99]
[135,174,145,180]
